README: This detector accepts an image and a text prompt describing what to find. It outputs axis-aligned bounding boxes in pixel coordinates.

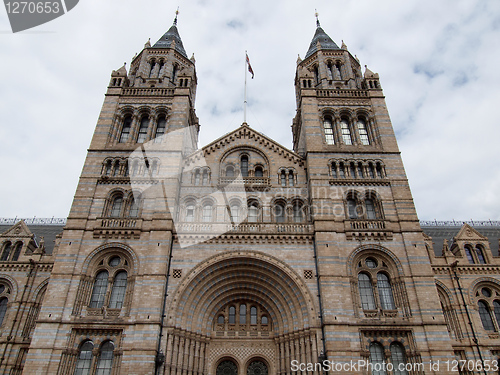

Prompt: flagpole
[244,50,247,124]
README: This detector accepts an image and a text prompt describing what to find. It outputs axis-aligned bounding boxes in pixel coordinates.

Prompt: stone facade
[0,18,499,375]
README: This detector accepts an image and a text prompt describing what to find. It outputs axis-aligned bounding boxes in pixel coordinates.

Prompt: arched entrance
[216,359,238,375]
[164,251,321,375]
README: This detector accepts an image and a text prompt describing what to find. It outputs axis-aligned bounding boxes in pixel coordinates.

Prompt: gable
[0,220,33,239]
[454,223,488,242]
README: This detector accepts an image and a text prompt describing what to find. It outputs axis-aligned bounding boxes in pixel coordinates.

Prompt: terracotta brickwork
[0,19,498,375]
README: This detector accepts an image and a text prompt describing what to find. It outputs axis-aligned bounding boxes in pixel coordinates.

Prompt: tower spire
[173,7,179,25]
[315,9,320,27]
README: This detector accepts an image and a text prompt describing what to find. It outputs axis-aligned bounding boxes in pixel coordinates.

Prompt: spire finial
[173,7,179,25]
[315,9,320,27]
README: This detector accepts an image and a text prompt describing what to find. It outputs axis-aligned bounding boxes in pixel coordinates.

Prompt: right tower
[293,19,456,373]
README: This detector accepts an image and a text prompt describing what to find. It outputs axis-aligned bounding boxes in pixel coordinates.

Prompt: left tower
[22,15,198,375]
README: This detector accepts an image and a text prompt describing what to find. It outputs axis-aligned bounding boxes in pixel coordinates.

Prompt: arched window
[89,271,109,308]
[390,343,408,375]
[96,341,114,375]
[323,116,335,145]
[347,199,357,219]
[476,245,486,264]
[149,59,156,78]
[494,301,500,329]
[202,170,209,185]
[185,202,195,222]
[314,65,319,85]
[331,162,338,178]
[12,243,22,261]
[340,119,352,145]
[281,170,286,187]
[137,116,149,143]
[478,301,496,331]
[217,315,224,324]
[240,156,248,177]
[194,170,200,186]
[255,166,263,177]
[228,306,236,324]
[155,115,167,142]
[358,273,376,310]
[349,162,356,178]
[293,203,303,223]
[368,163,375,178]
[376,163,383,178]
[261,316,268,325]
[339,162,345,178]
[464,246,475,264]
[74,341,94,375]
[275,203,286,223]
[1,242,12,261]
[357,163,364,179]
[150,160,158,177]
[111,162,119,177]
[119,115,132,143]
[335,62,342,80]
[129,198,139,218]
[248,202,259,223]
[239,304,246,324]
[250,306,257,325]
[105,160,112,176]
[0,297,7,326]
[171,64,178,84]
[357,119,370,145]
[377,273,396,310]
[109,271,127,309]
[369,343,387,375]
[202,204,212,222]
[217,360,237,375]
[247,360,268,375]
[226,166,234,177]
[109,196,123,218]
[288,171,294,186]
[365,199,376,220]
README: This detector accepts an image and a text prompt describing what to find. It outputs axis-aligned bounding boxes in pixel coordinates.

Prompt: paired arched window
[119,115,132,143]
[106,192,141,218]
[74,340,115,375]
[89,256,128,311]
[193,169,210,186]
[332,160,385,180]
[464,244,487,264]
[345,192,382,220]
[279,169,295,186]
[476,286,500,332]
[11,242,22,261]
[368,342,408,375]
[214,301,271,332]
[357,256,397,313]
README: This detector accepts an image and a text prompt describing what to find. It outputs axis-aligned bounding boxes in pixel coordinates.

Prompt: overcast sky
[1,0,499,221]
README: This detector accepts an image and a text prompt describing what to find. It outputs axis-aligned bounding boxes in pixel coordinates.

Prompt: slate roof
[0,224,63,255]
[152,24,187,58]
[305,26,340,59]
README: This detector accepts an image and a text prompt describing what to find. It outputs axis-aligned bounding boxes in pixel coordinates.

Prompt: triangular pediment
[202,124,304,166]
[0,220,34,239]
[454,223,488,241]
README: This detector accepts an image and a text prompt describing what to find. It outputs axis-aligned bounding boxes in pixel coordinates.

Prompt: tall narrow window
[368,163,375,178]
[239,304,246,324]
[202,170,209,185]
[288,171,294,186]
[347,199,357,219]
[323,117,335,145]
[293,204,303,223]
[275,203,286,223]
[12,243,22,261]
[376,163,383,178]
[248,203,259,223]
[105,160,112,176]
[230,204,240,223]
[314,65,319,85]
[476,246,486,264]
[119,116,132,143]
[349,163,356,178]
[90,271,109,308]
[226,166,234,177]
[96,341,114,375]
[110,196,123,218]
[493,301,500,328]
[137,116,149,143]
[357,163,364,179]
[202,204,212,222]
[250,307,257,325]
[155,116,167,142]
[149,59,156,78]
[339,163,345,178]
[365,199,376,220]
[74,341,94,375]
[478,301,496,331]
[112,162,119,177]
[194,171,200,186]
[377,273,396,310]
[108,271,127,309]
[331,163,337,178]
[171,64,178,83]
[464,247,475,264]
[186,203,195,222]
[369,343,387,375]
[0,297,7,326]
[281,171,286,187]
[241,156,248,177]
[357,119,370,145]
[1,242,11,261]
[358,273,376,310]
[229,306,236,324]
[341,119,352,145]
[390,343,408,375]
[255,166,263,177]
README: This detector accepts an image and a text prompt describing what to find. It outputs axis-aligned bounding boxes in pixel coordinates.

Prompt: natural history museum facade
[1,15,500,375]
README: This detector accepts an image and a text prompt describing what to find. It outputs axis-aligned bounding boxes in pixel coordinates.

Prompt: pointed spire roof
[305,16,340,59]
[152,10,188,57]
